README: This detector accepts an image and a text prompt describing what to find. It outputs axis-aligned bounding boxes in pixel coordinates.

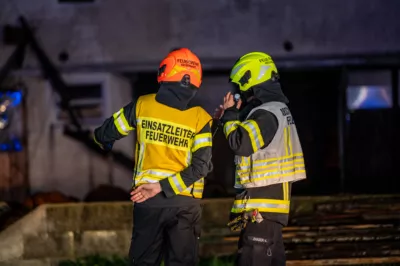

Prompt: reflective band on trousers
[192,133,212,152]
[231,199,290,214]
[113,108,134,136]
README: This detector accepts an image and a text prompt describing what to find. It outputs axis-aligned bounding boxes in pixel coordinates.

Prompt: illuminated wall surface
[0,91,23,152]
[1,0,400,67]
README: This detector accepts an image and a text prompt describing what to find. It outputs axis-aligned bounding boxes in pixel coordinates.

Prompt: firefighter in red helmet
[93,48,213,265]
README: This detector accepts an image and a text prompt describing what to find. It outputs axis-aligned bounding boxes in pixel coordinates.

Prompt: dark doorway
[343,69,400,193]
[279,68,342,195]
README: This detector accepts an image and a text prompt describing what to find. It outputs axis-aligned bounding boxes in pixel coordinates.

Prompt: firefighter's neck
[252,81,289,104]
[155,82,197,111]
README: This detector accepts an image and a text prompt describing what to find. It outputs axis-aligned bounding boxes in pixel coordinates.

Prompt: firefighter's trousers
[128,204,202,266]
[236,219,286,266]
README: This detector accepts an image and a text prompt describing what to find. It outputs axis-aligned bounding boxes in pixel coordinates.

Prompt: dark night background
[1,0,400,264]
[129,66,400,197]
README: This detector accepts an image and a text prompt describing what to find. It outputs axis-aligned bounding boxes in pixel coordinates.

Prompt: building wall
[0,0,399,69]
[24,73,133,200]
[0,152,28,202]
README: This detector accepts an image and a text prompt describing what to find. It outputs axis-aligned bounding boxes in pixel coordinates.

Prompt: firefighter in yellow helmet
[94,48,213,266]
[215,52,306,266]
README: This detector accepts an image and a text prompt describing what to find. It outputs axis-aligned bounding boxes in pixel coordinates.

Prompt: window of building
[347,70,392,111]
[56,84,103,126]
[347,85,392,110]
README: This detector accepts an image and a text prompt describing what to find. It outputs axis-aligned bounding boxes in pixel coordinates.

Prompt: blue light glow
[0,144,8,151]
[0,139,23,152]
[347,86,392,110]
[10,91,22,107]
[0,91,22,107]
[0,90,24,152]
[13,139,22,151]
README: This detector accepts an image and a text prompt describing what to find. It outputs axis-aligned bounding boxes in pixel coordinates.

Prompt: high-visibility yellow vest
[226,101,306,214]
[132,94,212,198]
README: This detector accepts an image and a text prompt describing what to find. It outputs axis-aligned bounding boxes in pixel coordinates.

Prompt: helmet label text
[177,58,200,68]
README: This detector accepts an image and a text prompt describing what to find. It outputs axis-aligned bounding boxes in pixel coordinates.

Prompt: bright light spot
[352,86,368,108]
[347,85,392,110]
[0,119,7,129]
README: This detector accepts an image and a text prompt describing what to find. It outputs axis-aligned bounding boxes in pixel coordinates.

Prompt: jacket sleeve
[221,108,278,157]
[93,101,137,151]
[159,120,213,198]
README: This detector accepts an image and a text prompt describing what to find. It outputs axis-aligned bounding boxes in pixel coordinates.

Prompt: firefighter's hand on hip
[130,183,161,203]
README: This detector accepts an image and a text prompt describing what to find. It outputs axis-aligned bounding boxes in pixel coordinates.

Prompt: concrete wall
[0,0,399,69]
[1,195,399,264]
[0,197,338,262]
[25,73,133,200]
